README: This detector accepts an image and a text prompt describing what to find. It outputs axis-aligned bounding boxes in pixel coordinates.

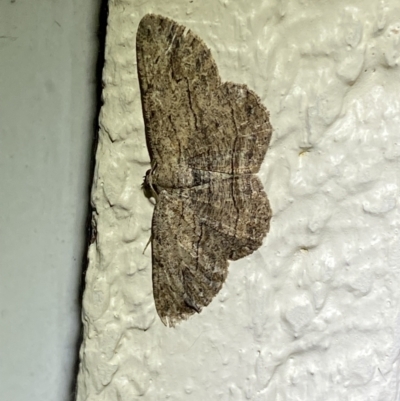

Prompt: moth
[136,14,272,327]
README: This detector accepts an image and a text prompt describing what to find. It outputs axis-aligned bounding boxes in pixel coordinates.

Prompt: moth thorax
[151,165,198,189]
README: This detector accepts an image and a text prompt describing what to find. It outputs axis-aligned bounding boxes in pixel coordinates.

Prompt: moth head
[142,169,159,201]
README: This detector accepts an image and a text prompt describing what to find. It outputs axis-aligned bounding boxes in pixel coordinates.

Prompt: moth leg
[142,233,153,254]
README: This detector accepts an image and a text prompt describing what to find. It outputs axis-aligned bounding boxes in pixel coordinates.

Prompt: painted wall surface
[77,0,400,400]
[0,1,101,401]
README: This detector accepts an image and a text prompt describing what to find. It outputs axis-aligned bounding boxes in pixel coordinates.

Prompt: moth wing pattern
[185,82,272,175]
[187,176,271,260]
[152,191,228,326]
[136,14,272,179]
[136,13,220,178]
[136,14,273,326]
[152,177,271,326]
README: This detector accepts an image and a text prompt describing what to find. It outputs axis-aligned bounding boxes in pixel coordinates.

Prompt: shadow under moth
[136,14,272,327]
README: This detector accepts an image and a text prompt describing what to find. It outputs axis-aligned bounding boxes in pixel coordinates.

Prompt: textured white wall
[0,1,101,401]
[77,0,400,400]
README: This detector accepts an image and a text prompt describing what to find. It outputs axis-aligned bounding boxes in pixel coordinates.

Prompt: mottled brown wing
[185,82,272,175]
[136,14,272,181]
[151,176,271,326]
[187,175,271,260]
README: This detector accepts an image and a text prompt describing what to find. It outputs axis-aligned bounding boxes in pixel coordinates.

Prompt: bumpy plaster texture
[76,0,400,400]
